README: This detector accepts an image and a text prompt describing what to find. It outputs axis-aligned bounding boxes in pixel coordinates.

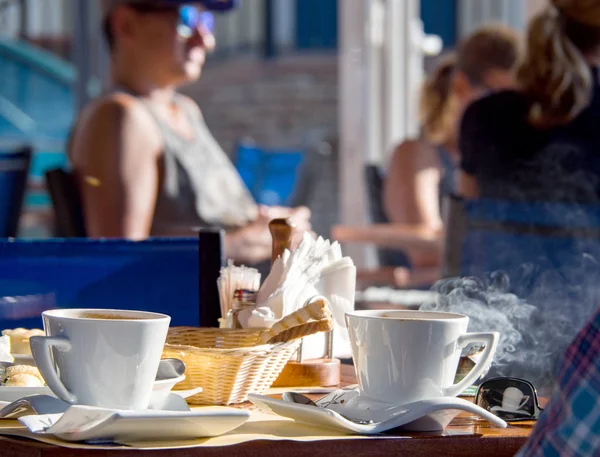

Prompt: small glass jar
[226,289,258,329]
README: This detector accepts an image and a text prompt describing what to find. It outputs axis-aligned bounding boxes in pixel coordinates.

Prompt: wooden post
[269,218,295,265]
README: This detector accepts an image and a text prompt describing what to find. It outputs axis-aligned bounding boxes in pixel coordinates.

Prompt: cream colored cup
[31,309,170,410]
[345,310,499,405]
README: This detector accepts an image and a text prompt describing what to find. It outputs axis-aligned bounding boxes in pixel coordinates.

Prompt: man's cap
[102,0,239,17]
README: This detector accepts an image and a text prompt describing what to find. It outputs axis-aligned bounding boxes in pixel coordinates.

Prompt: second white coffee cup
[345,310,499,406]
[31,308,170,410]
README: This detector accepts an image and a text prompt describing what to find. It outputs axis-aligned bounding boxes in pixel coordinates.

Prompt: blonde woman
[460,0,600,203]
[333,25,521,285]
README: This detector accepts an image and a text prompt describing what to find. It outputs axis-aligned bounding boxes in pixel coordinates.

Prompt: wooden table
[0,419,533,457]
[0,365,536,457]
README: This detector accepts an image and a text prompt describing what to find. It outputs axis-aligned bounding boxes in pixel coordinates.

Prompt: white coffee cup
[345,310,499,405]
[31,309,170,410]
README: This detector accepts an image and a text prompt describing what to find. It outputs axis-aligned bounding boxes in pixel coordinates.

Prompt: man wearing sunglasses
[68,0,311,264]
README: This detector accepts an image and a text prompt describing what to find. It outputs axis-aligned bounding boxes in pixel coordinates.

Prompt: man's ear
[110,6,138,48]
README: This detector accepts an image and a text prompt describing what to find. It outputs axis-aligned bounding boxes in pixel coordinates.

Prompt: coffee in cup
[31,309,170,410]
[345,310,498,405]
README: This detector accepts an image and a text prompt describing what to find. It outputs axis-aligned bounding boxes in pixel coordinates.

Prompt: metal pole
[72,0,92,112]
[338,0,369,267]
[263,0,276,59]
[365,0,384,165]
[18,0,28,39]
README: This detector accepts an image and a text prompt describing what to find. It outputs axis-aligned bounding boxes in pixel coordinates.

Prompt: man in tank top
[69,0,311,264]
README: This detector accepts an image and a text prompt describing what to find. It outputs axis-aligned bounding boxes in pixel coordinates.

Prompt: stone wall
[180,53,338,156]
[180,53,340,238]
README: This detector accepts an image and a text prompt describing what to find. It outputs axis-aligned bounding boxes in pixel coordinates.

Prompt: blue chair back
[0,234,224,330]
[444,196,600,304]
[0,145,32,237]
[234,143,304,206]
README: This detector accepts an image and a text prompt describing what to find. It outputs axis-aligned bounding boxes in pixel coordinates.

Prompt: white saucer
[12,354,35,366]
[12,393,249,442]
[0,375,201,403]
[249,389,507,434]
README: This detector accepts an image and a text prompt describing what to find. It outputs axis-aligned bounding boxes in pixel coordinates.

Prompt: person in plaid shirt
[517,305,600,456]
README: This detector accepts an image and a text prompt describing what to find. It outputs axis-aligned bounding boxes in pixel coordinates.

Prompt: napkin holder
[267,218,341,388]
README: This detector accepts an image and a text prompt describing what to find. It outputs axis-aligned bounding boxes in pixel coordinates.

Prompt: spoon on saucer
[282,391,375,425]
[282,392,317,407]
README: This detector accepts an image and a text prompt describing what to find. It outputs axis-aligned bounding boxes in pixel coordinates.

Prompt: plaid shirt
[517,307,600,457]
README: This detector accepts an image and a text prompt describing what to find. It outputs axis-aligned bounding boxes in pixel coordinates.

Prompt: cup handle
[443,332,499,398]
[30,336,77,404]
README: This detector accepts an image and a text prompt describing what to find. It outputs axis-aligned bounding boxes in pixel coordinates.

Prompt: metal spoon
[156,358,186,381]
[282,391,317,407]
[282,391,374,425]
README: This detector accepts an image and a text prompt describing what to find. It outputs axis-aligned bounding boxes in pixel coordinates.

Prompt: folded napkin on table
[247,233,356,359]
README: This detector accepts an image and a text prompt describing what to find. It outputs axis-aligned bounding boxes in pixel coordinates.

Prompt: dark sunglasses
[475,377,544,422]
[128,4,215,36]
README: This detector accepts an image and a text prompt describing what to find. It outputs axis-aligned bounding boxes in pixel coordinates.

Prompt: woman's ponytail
[419,55,458,145]
[518,5,595,128]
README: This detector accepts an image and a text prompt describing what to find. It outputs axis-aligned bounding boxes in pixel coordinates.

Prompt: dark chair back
[45,168,86,237]
[0,233,224,330]
[364,164,410,267]
[0,145,32,237]
[442,195,600,301]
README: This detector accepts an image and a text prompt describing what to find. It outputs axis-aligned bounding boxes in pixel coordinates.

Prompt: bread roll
[5,373,44,387]
[6,365,43,380]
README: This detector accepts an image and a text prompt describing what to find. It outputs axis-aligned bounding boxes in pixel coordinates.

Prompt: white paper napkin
[251,234,356,359]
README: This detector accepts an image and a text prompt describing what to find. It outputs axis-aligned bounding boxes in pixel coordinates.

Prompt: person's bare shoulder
[389,139,439,171]
[70,93,161,168]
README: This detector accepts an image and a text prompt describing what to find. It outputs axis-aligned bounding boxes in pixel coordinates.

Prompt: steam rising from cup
[421,255,600,388]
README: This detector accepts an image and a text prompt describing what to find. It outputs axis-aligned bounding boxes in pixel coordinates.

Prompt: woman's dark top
[460,68,600,203]
[438,145,458,202]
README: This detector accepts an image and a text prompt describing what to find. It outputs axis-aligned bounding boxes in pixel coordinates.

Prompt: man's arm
[71,95,162,239]
[517,307,600,457]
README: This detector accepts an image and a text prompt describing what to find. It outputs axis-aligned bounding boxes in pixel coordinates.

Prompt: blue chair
[0,232,224,330]
[234,143,304,206]
[0,145,32,237]
[443,195,600,304]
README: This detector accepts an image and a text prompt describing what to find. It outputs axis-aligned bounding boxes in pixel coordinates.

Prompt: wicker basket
[163,328,300,405]
[164,297,334,405]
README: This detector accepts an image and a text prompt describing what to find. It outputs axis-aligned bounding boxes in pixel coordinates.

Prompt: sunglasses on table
[475,377,544,422]
[128,4,215,37]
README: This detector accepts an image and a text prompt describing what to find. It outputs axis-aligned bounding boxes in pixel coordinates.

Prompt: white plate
[0,375,201,403]
[248,389,507,434]
[12,354,35,366]
[16,396,250,442]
